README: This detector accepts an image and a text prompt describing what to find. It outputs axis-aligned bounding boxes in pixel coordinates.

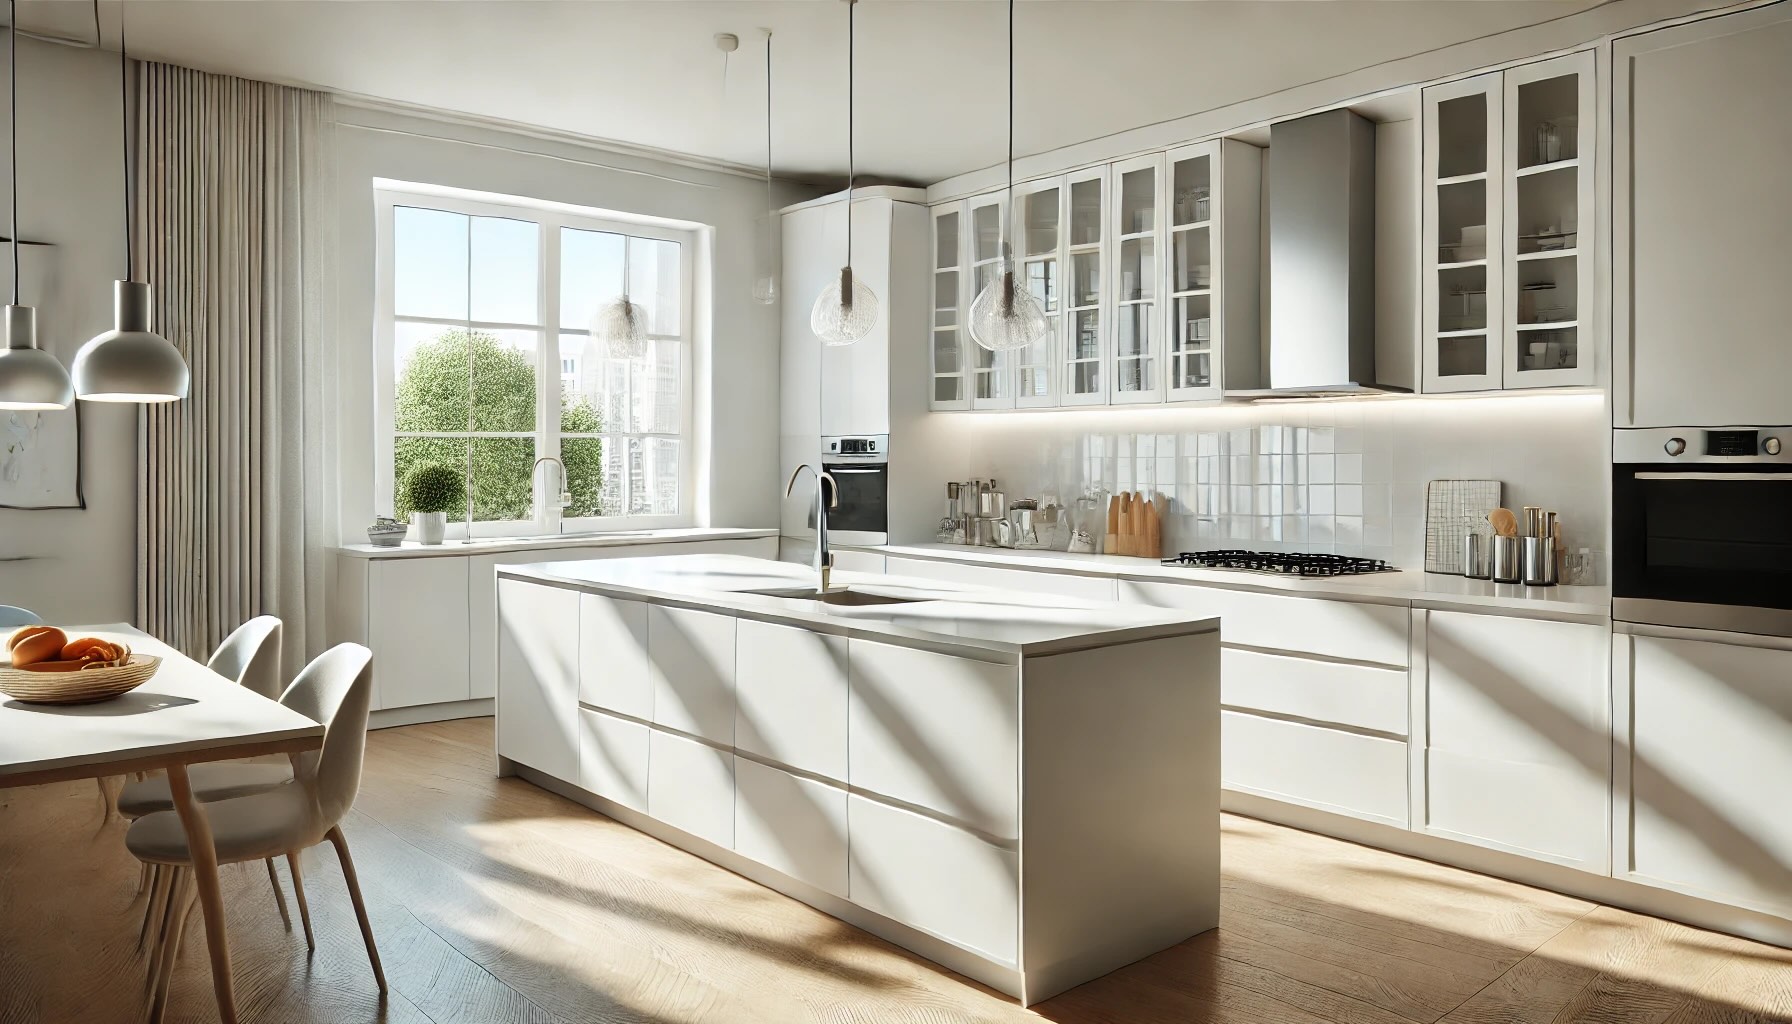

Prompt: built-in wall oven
[821,434,888,546]
[1613,426,1792,637]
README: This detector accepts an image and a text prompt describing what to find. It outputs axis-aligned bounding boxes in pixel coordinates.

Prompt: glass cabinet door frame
[929,201,970,411]
[1107,152,1167,405]
[1422,70,1505,394]
[967,190,1017,411]
[1013,175,1064,409]
[1165,140,1221,402]
[1502,49,1596,389]
[1060,164,1110,407]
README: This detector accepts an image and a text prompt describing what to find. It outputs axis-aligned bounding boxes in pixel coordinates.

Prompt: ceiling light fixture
[72,0,189,403]
[809,0,876,347]
[751,29,777,306]
[969,0,1048,353]
[0,0,73,411]
[592,244,649,359]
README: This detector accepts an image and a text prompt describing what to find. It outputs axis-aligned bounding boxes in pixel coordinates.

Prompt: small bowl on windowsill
[366,517,407,548]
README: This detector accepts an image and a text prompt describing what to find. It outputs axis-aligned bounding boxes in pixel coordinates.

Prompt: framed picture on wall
[0,403,84,510]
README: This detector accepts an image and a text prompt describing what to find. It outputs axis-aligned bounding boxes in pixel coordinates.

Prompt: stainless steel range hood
[1261,109,1380,394]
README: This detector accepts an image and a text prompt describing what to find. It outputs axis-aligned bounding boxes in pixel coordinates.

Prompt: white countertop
[498,554,1219,657]
[861,543,1611,618]
[335,526,778,559]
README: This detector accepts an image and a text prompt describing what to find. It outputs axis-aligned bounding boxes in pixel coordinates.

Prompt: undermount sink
[740,586,927,607]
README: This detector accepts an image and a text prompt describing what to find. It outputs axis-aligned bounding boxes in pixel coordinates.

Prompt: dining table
[0,623,323,1024]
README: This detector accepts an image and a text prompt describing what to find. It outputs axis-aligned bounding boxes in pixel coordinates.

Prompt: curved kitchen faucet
[786,464,839,593]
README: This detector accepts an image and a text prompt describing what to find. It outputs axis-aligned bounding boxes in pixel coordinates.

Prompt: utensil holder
[1492,536,1522,583]
[1461,534,1493,580]
[1522,536,1558,586]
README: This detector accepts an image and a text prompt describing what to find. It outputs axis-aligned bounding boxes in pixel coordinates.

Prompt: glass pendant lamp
[752,30,778,306]
[592,241,648,359]
[968,0,1048,353]
[809,0,878,346]
[71,0,188,403]
[0,0,73,411]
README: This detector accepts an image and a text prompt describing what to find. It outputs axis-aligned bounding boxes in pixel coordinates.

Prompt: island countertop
[497,553,1218,657]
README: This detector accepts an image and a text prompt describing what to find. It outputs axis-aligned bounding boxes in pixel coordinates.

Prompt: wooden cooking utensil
[1488,508,1518,538]
[1105,495,1120,555]
[1117,492,1135,556]
[1143,494,1162,558]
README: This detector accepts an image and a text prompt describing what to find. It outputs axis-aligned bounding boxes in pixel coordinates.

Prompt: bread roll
[9,626,68,668]
[61,637,122,665]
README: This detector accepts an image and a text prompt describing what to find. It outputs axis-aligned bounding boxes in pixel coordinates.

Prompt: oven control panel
[1705,430,1761,457]
[1618,427,1792,464]
[822,434,889,461]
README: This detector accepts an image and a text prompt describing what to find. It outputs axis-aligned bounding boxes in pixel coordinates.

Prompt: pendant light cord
[844,0,854,268]
[110,0,132,282]
[9,0,18,306]
[763,32,773,227]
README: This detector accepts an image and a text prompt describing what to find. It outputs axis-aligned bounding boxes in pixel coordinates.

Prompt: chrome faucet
[533,456,572,534]
[786,464,839,593]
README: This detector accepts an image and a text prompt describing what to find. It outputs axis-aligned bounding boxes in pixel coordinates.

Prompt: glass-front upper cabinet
[1503,50,1594,388]
[1061,166,1108,407]
[968,192,1014,410]
[930,204,968,410]
[1164,139,1261,401]
[1109,155,1164,404]
[1015,178,1062,407]
[1423,70,1504,393]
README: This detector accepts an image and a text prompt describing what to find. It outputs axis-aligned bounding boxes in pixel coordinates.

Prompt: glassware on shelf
[1564,548,1598,586]
[1534,120,1562,164]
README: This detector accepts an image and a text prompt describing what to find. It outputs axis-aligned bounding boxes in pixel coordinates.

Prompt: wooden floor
[2,718,1788,1024]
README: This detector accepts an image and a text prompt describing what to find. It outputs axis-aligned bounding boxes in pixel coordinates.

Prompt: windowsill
[334,526,778,559]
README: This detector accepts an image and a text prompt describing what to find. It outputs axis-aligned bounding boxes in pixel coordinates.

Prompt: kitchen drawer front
[1221,647,1408,736]
[1222,710,1408,827]
[848,639,1019,838]
[577,709,650,813]
[579,594,653,721]
[1121,580,1408,667]
[1426,748,1606,868]
[735,619,849,781]
[847,795,1019,964]
[735,758,848,898]
[886,556,1118,602]
[647,730,735,850]
[648,605,737,746]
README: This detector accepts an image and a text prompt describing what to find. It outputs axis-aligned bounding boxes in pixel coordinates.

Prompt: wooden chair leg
[149,871,195,1024]
[326,826,387,995]
[138,864,169,954]
[286,851,315,953]
[147,868,185,992]
[265,857,291,930]
[136,861,151,898]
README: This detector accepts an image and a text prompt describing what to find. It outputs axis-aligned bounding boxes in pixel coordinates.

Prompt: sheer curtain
[135,62,336,679]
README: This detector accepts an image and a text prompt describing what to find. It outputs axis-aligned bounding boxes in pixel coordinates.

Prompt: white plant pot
[415,511,447,545]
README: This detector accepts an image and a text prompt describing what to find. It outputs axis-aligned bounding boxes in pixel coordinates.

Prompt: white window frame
[374,184,697,538]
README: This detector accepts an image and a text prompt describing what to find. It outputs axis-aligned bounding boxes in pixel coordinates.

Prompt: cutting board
[1425,479,1501,574]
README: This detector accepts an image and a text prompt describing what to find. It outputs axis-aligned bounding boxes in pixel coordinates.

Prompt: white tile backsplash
[945,393,1608,569]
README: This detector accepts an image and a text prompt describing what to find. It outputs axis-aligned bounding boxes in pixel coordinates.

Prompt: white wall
[0,39,137,623]
[330,104,816,546]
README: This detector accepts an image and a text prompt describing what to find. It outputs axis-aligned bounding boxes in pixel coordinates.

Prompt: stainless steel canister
[1462,534,1493,580]
[1522,536,1558,586]
[1492,536,1522,583]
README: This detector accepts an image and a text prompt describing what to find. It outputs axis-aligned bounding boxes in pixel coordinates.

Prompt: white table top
[0,625,323,788]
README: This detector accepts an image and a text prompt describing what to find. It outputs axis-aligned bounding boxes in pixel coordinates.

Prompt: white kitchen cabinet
[1614,4,1792,427]
[1624,631,1792,916]
[966,191,1015,411]
[1119,579,1408,666]
[496,579,580,781]
[847,794,1019,964]
[1166,140,1262,400]
[647,605,736,745]
[849,639,1019,838]
[1222,710,1409,827]
[734,619,848,779]
[368,557,470,710]
[1220,647,1407,736]
[578,593,652,721]
[1422,71,1503,393]
[1422,610,1607,869]
[929,204,969,410]
[885,555,1117,602]
[577,708,650,812]
[1109,154,1166,405]
[1059,166,1109,407]
[1012,176,1064,408]
[734,757,849,898]
[647,729,735,850]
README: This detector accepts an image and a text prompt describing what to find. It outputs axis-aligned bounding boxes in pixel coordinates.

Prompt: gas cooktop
[1160,550,1397,577]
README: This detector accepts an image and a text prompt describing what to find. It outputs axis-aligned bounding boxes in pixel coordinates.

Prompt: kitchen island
[493,554,1220,1005]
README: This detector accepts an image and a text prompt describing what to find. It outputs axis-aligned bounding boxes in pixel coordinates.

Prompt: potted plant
[401,462,465,545]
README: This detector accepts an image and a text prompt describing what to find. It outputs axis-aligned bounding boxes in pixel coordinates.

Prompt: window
[375,185,695,535]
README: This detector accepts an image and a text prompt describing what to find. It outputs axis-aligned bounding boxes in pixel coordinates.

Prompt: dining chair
[127,643,383,1020]
[0,604,42,627]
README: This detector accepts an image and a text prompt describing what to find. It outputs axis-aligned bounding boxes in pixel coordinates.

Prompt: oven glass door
[822,463,888,535]
[1613,464,1792,611]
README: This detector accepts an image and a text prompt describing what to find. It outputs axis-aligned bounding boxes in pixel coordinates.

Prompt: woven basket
[0,654,163,705]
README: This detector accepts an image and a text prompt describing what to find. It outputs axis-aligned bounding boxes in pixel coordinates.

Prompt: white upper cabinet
[1168,140,1262,400]
[1059,166,1109,407]
[1014,176,1064,408]
[1422,52,1595,393]
[929,204,969,410]
[1109,155,1166,405]
[967,192,1016,411]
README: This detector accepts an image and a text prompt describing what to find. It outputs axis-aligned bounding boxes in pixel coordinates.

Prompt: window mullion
[541,216,561,511]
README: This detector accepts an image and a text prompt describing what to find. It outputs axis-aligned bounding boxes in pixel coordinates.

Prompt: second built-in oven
[821,434,889,546]
[1613,426,1792,637]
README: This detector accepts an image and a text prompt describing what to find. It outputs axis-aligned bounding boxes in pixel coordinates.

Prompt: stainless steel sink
[740,586,926,607]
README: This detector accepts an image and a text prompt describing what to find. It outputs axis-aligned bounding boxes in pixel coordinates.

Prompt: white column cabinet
[495,579,580,781]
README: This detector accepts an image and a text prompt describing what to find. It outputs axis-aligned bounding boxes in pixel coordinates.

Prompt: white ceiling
[20,0,1605,184]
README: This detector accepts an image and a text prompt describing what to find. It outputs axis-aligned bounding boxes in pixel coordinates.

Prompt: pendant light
[751,29,777,306]
[71,0,188,403]
[0,0,73,411]
[592,242,649,360]
[968,0,1048,353]
[808,0,877,347]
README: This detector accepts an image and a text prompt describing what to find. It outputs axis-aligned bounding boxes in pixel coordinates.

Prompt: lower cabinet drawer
[734,758,848,898]
[1222,711,1408,827]
[577,709,650,813]
[846,795,1018,964]
[647,731,734,850]
[1221,647,1408,736]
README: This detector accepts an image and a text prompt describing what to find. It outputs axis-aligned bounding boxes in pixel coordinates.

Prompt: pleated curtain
[135,62,335,679]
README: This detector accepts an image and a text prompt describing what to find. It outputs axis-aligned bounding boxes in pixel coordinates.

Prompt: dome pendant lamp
[968,0,1048,353]
[0,0,73,411]
[809,0,877,347]
[71,0,188,403]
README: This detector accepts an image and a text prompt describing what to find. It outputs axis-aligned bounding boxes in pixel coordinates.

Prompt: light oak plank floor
[2,717,1786,1023]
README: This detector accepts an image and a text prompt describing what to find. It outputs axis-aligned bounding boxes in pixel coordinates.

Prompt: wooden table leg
[165,762,238,1024]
